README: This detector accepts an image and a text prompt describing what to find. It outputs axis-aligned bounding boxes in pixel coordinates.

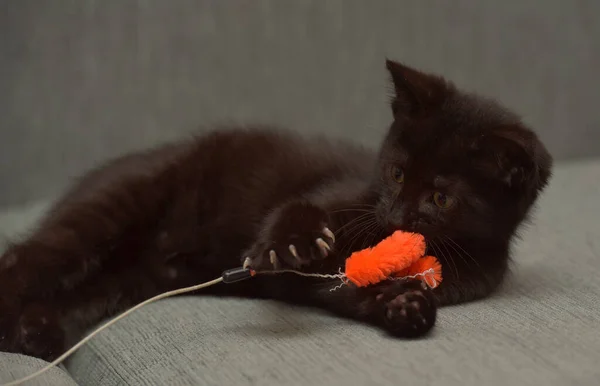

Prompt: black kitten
[0,60,552,360]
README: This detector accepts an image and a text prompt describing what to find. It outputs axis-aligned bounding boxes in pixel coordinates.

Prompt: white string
[389,268,438,288]
[257,269,345,280]
[328,281,348,292]
[258,267,438,291]
[2,277,224,386]
[256,268,348,292]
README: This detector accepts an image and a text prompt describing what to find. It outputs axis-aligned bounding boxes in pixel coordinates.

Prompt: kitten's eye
[391,166,404,183]
[433,192,455,209]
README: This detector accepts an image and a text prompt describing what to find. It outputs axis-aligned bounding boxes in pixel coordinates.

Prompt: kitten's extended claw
[315,237,330,257]
[322,227,335,242]
[269,250,279,268]
[246,203,332,271]
[288,244,300,261]
[243,257,252,269]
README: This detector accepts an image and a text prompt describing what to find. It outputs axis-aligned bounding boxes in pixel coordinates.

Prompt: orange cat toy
[344,230,443,289]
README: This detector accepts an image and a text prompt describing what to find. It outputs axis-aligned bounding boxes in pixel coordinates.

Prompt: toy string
[2,267,437,386]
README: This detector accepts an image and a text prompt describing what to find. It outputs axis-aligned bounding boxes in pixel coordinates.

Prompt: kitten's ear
[385,59,449,117]
[481,127,553,193]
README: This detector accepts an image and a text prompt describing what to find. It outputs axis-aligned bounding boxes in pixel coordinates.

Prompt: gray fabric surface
[0,353,77,386]
[1,0,599,207]
[1,159,599,385]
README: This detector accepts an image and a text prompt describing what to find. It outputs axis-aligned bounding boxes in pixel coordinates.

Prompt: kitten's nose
[404,210,418,224]
[387,209,421,232]
[403,211,424,231]
[386,211,404,231]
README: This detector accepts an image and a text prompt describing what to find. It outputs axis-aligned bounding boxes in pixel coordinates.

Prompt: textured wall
[1,0,598,206]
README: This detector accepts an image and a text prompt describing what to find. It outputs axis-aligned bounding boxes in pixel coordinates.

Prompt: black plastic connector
[221,267,255,283]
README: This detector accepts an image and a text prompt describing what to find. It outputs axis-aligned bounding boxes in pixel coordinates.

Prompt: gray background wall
[1,0,598,207]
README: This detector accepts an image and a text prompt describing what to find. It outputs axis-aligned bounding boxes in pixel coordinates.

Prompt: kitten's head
[374,60,552,249]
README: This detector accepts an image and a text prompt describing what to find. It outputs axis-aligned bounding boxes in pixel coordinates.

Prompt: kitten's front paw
[375,280,437,338]
[244,202,335,271]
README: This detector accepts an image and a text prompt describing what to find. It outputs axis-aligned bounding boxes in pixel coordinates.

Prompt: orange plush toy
[344,231,442,289]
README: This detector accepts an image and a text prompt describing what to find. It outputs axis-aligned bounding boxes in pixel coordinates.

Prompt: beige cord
[3,266,437,385]
[3,269,331,385]
[2,277,224,386]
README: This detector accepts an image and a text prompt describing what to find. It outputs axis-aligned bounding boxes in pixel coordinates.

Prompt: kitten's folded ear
[480,126,553,195]
[385,59,450,117]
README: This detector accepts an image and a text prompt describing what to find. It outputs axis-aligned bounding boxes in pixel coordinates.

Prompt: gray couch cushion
[0,353,77,386]
[1,159,599,385]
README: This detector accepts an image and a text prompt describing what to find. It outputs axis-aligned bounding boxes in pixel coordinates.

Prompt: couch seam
[76,344,131,385]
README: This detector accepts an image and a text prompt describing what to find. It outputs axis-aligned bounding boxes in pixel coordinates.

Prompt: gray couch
[1,2,599,385]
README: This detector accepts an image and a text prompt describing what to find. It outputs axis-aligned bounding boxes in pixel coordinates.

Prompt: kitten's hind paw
[19,304,66,361]
[0,303,66,361]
